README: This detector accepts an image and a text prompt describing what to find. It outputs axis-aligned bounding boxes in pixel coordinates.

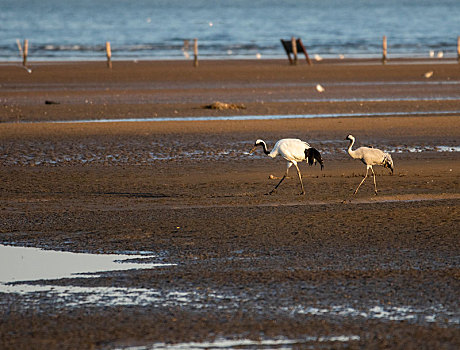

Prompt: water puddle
[395,145,460,153]
[1,244,458,327]
[1,284,191,308]
[277,96,460,103]
[3,278,458,326]
[285,304,459,325]
[122,335,361,349]
[0,244,173,285]
[40,109,460,124]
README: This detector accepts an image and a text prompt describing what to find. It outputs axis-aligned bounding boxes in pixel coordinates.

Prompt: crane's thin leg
[268,163,291,195]
[294,163,305,195]
[353,167,369,195]
[268,173,287,195]
[370,166,378,195]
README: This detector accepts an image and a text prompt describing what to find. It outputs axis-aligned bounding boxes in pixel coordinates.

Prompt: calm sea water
[1,0,459,61]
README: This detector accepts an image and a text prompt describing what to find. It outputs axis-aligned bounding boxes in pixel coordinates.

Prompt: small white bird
[437,51,444,58]
[314,54,323,61]
[250,138,324,195]
[345,134,394,195]
[316,84,325,93]
[429,50,435,58]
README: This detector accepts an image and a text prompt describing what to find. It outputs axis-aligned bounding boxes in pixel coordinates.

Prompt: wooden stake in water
[17,39,29,66]
[193,38,198,67]
[382,36,387,64]
[457,36,460,62]
[297,38,312,66]
[106,41,112,69]
[182,40,190,59]
[16,39,23,59]
[291,37,298,65]
[23,39,29,66]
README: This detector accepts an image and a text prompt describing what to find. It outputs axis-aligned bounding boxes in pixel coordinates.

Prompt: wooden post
[382,36,387,64]
[106,41,112,69]
[17,39,29,66]
[291,37,297,65]
[457,36,460,62]
[281,38,312,65]
[23,39,28,66]
[280,40,293,64]
[193,38,198,67]
[297,38,312,65]
[16,39,23,61]
[182,40,190,59]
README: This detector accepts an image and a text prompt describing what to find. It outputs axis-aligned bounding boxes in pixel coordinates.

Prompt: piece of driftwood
[202,101,246,110]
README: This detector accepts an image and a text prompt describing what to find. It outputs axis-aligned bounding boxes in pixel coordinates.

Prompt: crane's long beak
[249,146,257,154]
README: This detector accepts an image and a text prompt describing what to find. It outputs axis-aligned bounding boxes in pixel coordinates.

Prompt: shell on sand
[316,84,325,93]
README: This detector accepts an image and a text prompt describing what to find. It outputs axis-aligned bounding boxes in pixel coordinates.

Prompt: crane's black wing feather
[305,148,324,170]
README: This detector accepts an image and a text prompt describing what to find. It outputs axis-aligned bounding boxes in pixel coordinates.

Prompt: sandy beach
[0,59,459,349]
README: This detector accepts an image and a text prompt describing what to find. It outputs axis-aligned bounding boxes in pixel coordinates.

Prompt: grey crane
[345,134,394,195]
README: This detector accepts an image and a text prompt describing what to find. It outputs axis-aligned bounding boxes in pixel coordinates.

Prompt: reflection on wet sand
[0,244,173,284]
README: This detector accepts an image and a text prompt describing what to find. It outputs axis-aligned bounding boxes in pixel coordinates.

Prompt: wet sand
[0,60,459,349]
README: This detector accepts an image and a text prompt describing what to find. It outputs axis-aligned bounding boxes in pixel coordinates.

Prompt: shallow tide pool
[119,335,362,350]
[43,109,460,124]
[1,244,458,327]
[0,244,173,285]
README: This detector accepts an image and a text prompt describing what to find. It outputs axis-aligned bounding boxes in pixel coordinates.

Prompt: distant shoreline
[0,56,458,66]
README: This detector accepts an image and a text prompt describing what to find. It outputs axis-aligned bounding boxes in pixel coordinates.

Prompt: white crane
[249,138,324,195]
[345,134,394,195]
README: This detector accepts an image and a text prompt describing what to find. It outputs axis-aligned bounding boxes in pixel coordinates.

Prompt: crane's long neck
[260,141,270,155]
[347,138,358,159]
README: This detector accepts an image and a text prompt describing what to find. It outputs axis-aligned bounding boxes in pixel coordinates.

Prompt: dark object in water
[45,100,60,105]
[280,37,312,65]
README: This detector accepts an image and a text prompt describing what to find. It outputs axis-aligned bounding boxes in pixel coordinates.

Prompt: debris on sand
[202,101,246,110]
[316,84,325,93]
[423,71,434,79]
